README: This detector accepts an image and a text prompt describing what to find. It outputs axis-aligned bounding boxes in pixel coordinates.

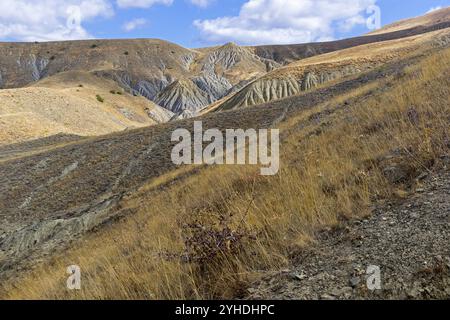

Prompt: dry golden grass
[2,48,449,300]
[367,7,450,35]
[288,28,450,68]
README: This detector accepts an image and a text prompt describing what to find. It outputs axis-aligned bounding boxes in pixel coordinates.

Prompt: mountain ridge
[0,7,449,145]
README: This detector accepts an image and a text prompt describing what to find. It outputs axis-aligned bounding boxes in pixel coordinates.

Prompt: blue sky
[0,0,448,47]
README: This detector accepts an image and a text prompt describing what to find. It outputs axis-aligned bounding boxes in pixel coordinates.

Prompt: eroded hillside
[0,7,450,300]
[0,39,272,115]
[0,71,172,145]
[1,7,449,121]
[1,40,449,300]
[216,28,450,111]
[6,21,449,146]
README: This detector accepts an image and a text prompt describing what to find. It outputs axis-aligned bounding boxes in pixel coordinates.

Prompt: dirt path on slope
[247,169,450,300]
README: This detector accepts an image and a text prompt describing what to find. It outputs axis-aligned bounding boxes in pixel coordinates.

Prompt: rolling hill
[215,27,450,111]
[0,7,449,300]
[0,71,172,145]
[0,8,450,144]
[368,6,450,35]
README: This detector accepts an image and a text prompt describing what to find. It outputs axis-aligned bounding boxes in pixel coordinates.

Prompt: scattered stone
[292,272,307,281]
[349,277,361,288]
[245,172,449,300]
[410,212,420,219]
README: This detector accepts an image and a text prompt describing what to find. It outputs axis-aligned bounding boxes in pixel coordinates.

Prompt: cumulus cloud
[116,0,173,8]
[0,0,113,41]
[194,0,378,45]
[190,0,213,8]
[427,6,442,14]
[123,18,148,31]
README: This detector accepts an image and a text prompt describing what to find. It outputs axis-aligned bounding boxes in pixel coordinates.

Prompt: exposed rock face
[218,24,450,111]
[200,42,280,84]
[145,105,175,123]
[0,40,199,101]
[202,42,265,72]
[139,43,278,113]
[218,76,300,110]
[1,9,449,117]
[147,43,281,113]
[154,79,211,113]
[134,77,171,100]
[180,53,196,71]
[142,42,278,113]
[217,63,363,111]
[95,70,173,102]
[192,72,233,102]
[0,53,50,86]
[0,40,278,115]
[0,40,201,99]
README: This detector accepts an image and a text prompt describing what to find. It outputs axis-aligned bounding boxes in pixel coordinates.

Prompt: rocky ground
[247,168,450,300]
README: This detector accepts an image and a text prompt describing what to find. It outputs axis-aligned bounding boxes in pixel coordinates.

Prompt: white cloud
[427,6,442,14]
[123,18,148,31]
[0,0,113,41]
[190,0,213,8]
[116,0,173,8]
[194,0,378,45]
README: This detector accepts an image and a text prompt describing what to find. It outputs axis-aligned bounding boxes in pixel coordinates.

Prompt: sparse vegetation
[0,70,167,144]
[96,94,104,103]
[2,48,449,300]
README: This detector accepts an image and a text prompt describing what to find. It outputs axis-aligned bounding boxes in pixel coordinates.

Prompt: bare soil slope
[0,40,273,114]
[0,71,172,145]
